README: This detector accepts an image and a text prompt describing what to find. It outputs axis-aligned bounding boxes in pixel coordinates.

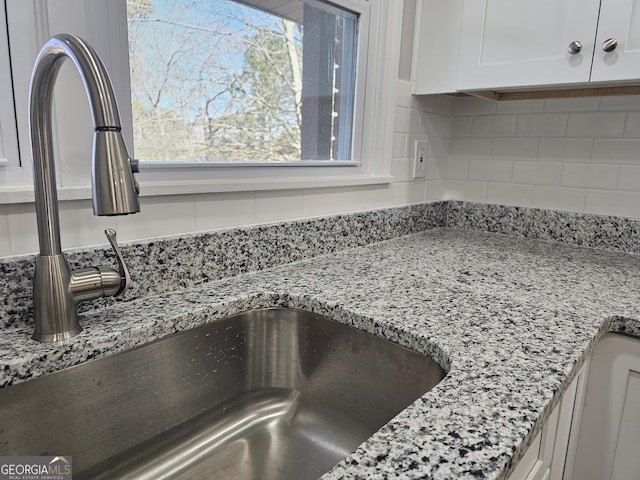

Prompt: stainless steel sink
[0,308,445,479]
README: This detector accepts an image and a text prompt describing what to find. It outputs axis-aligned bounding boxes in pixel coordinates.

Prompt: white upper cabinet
[592,0,640,82]
[456,0,602,90]
[412,0,640,94]
[411,0,464,95]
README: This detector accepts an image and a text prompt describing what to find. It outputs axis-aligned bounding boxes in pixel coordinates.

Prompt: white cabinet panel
[411,0,463,95]
[414,0,640,93]
[508,361,588,480]
[592,0,640,82]
[509,432,543,480]
[0,4,19,169]
[571,333,640,480]
[457,0,601,90]
[609,371,640,480]
[549,372,580,480]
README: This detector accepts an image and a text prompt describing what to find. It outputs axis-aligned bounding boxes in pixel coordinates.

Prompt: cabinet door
[592,0,640,82]
[571,333,640,480]
[507,360,588,480]
[411,0,463,95]
[457,0,601,90]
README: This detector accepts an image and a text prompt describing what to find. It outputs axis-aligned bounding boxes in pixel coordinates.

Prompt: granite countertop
[2,225,640,479]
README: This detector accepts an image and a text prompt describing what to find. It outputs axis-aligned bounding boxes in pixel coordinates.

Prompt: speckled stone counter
[2,202,640,479]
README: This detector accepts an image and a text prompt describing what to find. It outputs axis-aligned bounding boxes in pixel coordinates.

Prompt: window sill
[0,174,394,204]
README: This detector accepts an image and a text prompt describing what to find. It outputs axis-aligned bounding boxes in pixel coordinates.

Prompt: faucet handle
[104,228,131,296]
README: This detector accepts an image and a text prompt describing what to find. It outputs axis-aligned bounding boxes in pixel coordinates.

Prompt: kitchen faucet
[29,34,140,342]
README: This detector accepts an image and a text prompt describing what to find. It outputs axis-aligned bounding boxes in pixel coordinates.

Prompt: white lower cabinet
[509,333,640,480]
[508,360,588,480]
[570,333,640,480]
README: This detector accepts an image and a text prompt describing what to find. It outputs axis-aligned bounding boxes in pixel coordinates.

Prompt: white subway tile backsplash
[512,161,562,185]
[420,111,452,137]
[392,133,406,158]
[468,159,513,182]
[0,209,12,257]
[438,94,640,217]
[452,116,472,137]
[624,113,640,138]
[471,115,517,137]
[584,189,640,218]
[446,158,469,179]
[391,158,417,182]
[449,137,492,157]
[428,135,451,160]
[407,134,430,159]
[544,97,600,112]
[116,195,197,242]
[385,182,416,206]
[538,138,593,162]
[405,181,427,204]
[425,158,444,180]
[532,185,586,212]
[6,204,41,256]
[372,183,404,208]
[59,200,116,249]
[566,112,626,138]
[424,180,445,202]
[394,106,411,134]
[7,85,640,258]
[561,163,619,189]
[516,113,568,137]
[409,108,421,134]
[495,99,544,114]
[591,139,640,164]
[340,186,375,213]
[491,138,539,159]
[303,188,344,217]
[598,95,640,111]
[255,190,305,223]
[444,179,488,202]
[195,191,256,231]
[6,202,116,255]
[486,182,533,207]
[617,165,640,192]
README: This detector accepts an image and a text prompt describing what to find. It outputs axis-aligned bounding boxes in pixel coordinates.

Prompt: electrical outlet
[413,141,428,179]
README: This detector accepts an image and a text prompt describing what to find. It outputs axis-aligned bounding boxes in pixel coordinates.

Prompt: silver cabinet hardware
[602,38,618,52]
[568,41,583,54]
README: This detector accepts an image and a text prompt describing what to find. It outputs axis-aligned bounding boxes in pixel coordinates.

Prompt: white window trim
[0,2,20,175]
[0,0,401,204]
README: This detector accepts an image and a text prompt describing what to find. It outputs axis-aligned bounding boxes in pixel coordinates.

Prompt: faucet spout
[29,34,140,342]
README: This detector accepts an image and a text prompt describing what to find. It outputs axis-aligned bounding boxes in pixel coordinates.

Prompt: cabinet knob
[568,41,582,55]
[602,38,618,52]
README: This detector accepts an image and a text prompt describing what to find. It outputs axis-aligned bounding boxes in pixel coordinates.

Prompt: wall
[11,2,640,259]
[447,94,640,218]
[0,74,451,260]
[0,1,456,259]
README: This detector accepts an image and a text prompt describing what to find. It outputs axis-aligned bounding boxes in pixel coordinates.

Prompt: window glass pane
[126,0,358,162]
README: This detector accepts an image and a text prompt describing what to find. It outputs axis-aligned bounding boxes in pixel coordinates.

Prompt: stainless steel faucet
[29,34,140,342]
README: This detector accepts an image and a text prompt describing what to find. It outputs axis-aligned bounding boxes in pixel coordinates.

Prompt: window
[0,0,399,201]
[127,0,358,164]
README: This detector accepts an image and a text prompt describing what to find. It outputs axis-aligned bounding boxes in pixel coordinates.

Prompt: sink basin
[0,308,445,479]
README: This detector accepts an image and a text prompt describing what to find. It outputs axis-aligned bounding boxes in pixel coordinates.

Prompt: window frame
[0,2,20,176]
[0,0,401,203]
